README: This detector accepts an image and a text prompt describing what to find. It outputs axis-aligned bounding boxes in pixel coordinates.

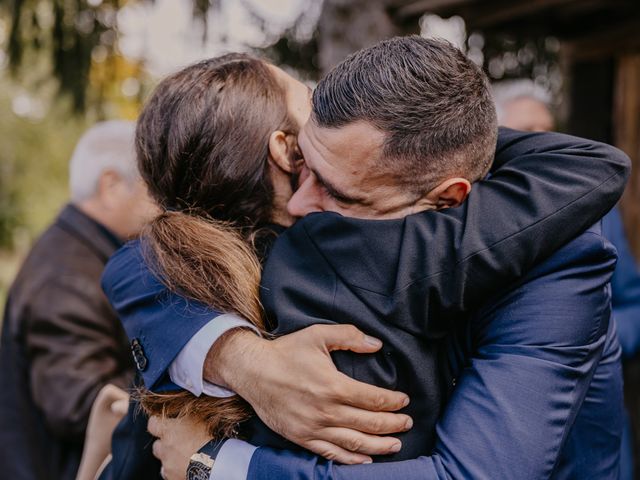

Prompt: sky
[117,0,312,76]
[116,0,467,77]
[2,0,475,117]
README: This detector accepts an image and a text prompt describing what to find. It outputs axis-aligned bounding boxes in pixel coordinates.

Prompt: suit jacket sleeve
[291,128,630,336]
[25,277,134,439]
[603,207,640,357]
[101,240,221,390]
[247,229,618,479]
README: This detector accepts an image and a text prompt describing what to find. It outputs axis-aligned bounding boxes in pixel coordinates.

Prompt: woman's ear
[268,130,297,173]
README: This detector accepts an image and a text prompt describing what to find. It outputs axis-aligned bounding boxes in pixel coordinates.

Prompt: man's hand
[148,415,212,480]
[206,324,413,464]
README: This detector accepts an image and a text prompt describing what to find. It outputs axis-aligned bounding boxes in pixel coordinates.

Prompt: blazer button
[130,338,148,372]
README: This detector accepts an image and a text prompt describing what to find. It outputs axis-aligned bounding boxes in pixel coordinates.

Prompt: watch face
[187,461,211,480]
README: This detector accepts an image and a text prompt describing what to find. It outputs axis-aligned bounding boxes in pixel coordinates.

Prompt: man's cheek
[319,197,346,215]
[298,166,311,187]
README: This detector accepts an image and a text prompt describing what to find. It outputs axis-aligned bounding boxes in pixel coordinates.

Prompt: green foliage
[0,76,87,250]
[0,73,87,313]
[7,0,119,112]
[5,0,320,114]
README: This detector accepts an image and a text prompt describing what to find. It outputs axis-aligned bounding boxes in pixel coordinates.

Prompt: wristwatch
[187,440,226,480]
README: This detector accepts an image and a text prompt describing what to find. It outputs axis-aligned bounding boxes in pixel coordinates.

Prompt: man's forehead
[302,120,394,198]
[302,120,385,163]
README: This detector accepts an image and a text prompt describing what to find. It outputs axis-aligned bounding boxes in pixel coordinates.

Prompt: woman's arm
[101,241,222,391]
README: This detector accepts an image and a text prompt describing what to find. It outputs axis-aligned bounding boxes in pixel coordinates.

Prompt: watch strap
[187,440,226,480]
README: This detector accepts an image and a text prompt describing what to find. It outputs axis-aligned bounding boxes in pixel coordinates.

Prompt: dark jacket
[101,129,630,476]
[0,204,134,480]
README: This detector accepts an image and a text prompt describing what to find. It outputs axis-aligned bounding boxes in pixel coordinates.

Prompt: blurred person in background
[493,79,640,480]
[0,120,159,480]
[492,79,554,132]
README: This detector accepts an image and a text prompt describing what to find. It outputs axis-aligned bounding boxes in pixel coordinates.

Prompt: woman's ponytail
[136,211,266,439]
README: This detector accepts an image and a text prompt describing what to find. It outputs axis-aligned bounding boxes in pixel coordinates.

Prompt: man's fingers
[331,406,413,435]
[319,427,403,456]
[308,324,383,354]
[305,439,372,465]
[335,373,409,412]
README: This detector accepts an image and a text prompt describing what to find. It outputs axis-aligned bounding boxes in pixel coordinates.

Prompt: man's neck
[73,200,124,241]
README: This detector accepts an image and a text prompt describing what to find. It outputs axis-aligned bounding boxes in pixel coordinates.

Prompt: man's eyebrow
[310,166,363,205]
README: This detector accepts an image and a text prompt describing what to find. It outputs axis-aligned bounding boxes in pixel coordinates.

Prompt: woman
[84,53,311,479]
[128,53,310,437]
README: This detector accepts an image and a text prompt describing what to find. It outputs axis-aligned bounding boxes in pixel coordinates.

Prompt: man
[491,79,554,132]
[105,38,629,478]
[0,121,158,480]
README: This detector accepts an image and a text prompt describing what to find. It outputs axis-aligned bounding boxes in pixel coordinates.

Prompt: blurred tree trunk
[316,0,414,74]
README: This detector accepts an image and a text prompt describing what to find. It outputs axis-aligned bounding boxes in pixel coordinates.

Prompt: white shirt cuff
[168,313,259,397]
[210,439,257,480]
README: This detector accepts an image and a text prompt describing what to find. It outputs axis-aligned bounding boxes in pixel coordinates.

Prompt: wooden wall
[562,22,640,257]
[615,54,640,257]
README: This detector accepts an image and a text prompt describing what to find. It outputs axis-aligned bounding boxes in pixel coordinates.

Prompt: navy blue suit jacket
[248,224,622,479]
[101,129,629,478]
[603,207,640,357]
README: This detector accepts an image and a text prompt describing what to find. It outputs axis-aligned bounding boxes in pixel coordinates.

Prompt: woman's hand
[148,415,212,480]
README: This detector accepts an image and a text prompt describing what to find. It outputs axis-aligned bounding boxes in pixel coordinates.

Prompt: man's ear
[268,130,299,173]
[95,170,123,209]
[427,178,472,209]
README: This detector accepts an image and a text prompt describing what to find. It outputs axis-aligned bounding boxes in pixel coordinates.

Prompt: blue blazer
[603,207,640,357]
[101,129,629,478]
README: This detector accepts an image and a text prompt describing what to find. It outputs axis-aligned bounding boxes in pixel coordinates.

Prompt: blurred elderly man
[0,121,158,480]
[492,79,554,132]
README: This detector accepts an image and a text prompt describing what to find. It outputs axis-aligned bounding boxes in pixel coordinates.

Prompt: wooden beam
[393,0,475,21]
[469,0,582,28]
[563,19,640,61]
[615,54,640,257]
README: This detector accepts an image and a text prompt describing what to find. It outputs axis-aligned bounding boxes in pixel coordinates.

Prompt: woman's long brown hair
[134,54,294,439]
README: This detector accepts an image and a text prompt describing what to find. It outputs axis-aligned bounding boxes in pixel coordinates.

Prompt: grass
[0,248,25,319]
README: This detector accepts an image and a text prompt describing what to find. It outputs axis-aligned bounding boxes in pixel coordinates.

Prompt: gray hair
[491,79,552,125]
[69,120,138,202]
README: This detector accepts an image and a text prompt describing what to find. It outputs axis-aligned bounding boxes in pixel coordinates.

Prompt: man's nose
[287,175,323,218]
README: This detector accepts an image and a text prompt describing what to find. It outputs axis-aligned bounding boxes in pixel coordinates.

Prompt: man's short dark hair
[312,35,498,195]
